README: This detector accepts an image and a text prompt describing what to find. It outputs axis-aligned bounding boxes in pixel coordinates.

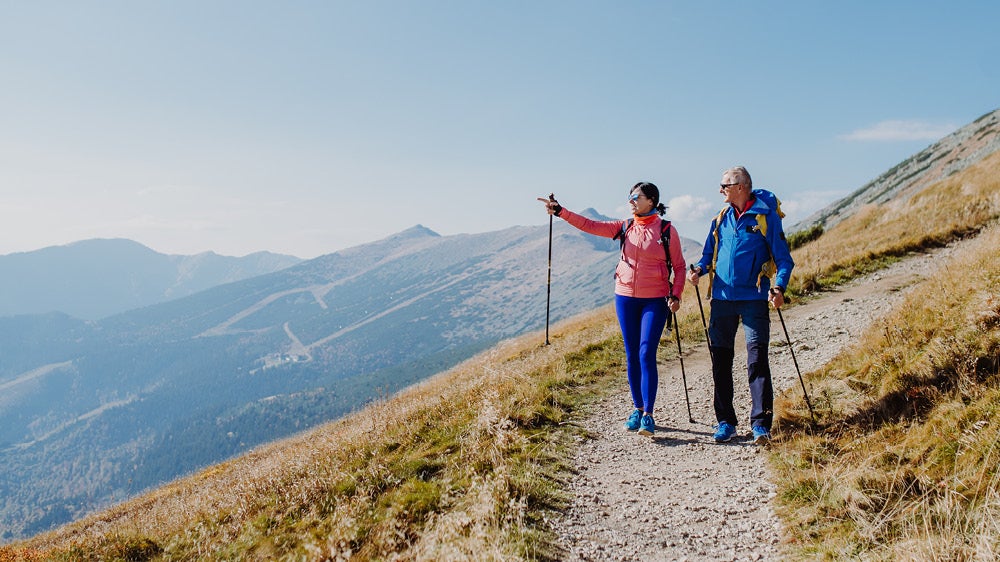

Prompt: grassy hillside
[787,149,1000,296]
[0,307,627,561]
[771,151,1000,559]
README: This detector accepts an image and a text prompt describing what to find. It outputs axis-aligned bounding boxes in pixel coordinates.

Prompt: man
[687,166,794,445]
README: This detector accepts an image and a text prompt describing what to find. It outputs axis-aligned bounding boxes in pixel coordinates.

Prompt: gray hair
[725,166,752,189]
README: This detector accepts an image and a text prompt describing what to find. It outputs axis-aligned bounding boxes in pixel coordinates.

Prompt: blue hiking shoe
[624,409,642,431]
[752,426,771,445]
[713,422,736,443]
[638,413,655,436]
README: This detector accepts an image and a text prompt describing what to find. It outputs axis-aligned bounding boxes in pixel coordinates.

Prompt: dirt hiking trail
[550,245,962,561]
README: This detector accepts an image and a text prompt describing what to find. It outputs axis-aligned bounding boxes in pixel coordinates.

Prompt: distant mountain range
[0,239,302,320]
[0,210,701,540]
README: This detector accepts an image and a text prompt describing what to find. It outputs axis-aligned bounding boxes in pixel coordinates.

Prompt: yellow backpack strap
[751,190,784,289]
[708,207,728,298]
[757,258,777,290]
[755,214,767,237]
[753,213,777,290]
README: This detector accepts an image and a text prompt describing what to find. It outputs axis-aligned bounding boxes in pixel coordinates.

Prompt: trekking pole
[544,193,555,345]
[672,311,695,423]
[689,265,714,357]
[776,306,816,423]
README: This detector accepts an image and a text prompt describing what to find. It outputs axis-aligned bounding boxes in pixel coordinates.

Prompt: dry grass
[788,149,1000,296]
[1,294,713,561]
[771,149,1000,560]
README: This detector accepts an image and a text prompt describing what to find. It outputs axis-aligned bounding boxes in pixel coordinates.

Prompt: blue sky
[1,2,996,258]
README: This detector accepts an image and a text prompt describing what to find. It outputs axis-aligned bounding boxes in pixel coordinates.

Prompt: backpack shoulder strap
[660,219,672,271]
[711,207,728,257]
[755,213,768,237]
[660,219,674,295]
[707,207,729,298]
[611,218,634,278]
[613,218,633,251]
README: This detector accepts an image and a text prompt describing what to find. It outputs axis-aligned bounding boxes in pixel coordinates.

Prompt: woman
[538,182,686,436]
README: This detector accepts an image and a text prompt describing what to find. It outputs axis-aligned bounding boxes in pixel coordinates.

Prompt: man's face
[720,172,744,204]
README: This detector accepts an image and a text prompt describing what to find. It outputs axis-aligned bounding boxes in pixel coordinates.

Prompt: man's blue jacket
[694,191,795,301]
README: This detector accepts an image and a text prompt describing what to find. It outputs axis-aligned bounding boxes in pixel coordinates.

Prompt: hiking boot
[638,413,655,436]
[752,426,771,445]
[624,409,642,431]
[713,422,736,443]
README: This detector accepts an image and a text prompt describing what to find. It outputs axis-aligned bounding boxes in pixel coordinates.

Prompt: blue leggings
[615,295,669,413]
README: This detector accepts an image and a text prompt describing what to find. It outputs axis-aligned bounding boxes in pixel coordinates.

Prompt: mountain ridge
[0,238,302,320]
[795,107,1000,231]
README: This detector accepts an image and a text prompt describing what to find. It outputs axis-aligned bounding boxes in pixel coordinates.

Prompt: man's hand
[687,265,702,284]
[769,287,785,309]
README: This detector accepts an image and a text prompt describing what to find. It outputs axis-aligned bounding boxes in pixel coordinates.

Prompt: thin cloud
[839,120,957,142]
[117,214,221,232]
[667,194,714,221]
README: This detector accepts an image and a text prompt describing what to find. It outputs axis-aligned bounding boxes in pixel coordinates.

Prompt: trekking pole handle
[538,193,561,216]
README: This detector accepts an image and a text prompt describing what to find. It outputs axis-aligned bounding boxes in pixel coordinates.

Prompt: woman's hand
[668,296,681,313]
[536,194,561,216]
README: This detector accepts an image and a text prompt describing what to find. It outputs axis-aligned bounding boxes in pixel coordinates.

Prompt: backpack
[707,189,785,296]
[613,217,675,292]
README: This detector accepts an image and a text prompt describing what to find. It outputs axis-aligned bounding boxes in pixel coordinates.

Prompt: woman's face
[628,188,654,215]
